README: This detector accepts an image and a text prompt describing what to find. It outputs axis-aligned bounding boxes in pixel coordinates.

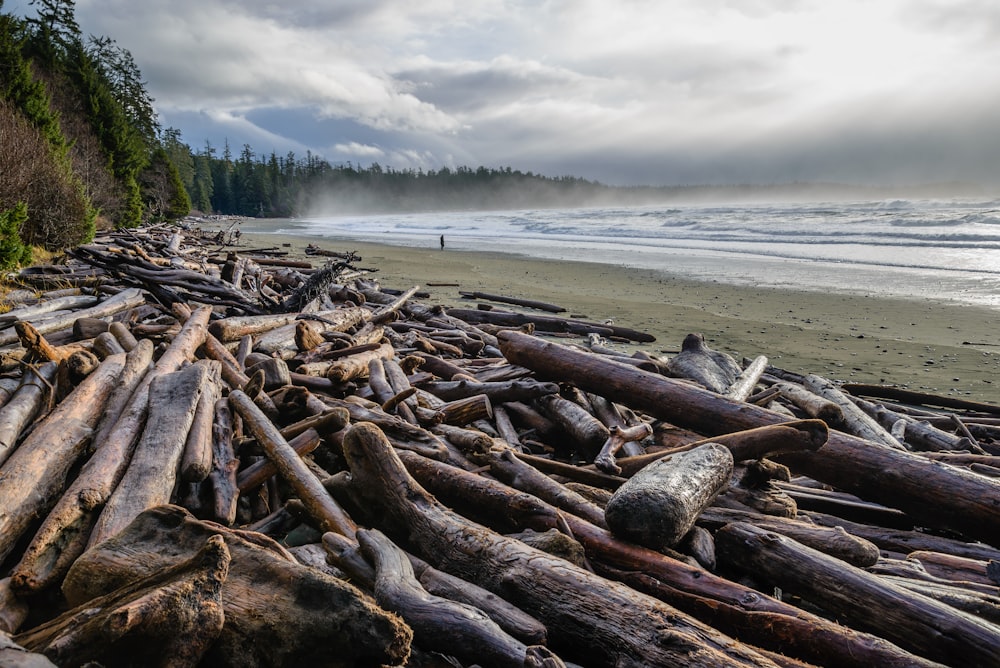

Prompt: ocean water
[250,198,1000,308]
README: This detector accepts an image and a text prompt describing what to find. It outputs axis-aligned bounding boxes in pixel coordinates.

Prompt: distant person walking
[440,234,445,250]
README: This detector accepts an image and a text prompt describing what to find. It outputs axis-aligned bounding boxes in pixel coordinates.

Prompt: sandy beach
[231,228,1000,404]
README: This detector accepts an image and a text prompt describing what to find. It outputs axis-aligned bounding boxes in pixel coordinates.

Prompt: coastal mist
[254,198,1000,308]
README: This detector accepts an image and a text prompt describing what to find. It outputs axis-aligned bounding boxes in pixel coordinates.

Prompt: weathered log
[0,354,125,568]
[879,575,1000,625]
[358,528,565,667]
[109,321,138,351]
[0,288,145,347]
[322,530,549,647]
[460,290,567,313]
[447,307,655,343]
[91,331,126,359]
[14,323,71,363]
[803,374,905,449]
[229,390,357,538]
[0,363,58,467]
[93,361,216,543]
[208,312,301,342]
[841,382,1000,416]
[907,550,997,587]
[17,534,229,668]
[254,307,368,356]
[420,378,559,404]
[593,422,653,474]
[497,331,1000,545]
[666,333,743,393]
[18,306,211,566]
[613,420,828,477]
[236,428,321,493]
[397,426,947,667]
[773,381,844,421]
[800,510,1000,563]
[486,444,609,529]
[536,393,609,458]
[62,505,411,667]
[180,366,223,484]
[438,393,493,426]
[714,521,1000,666]
[0,577,28,634]
[605,443,733,549]
[0,295,98,328]
[325,342,395,383]
[324,397,450,460]
[698,507,880,567]
[206,398,239,525]
[724,354,769,401]
[342,422,776,667]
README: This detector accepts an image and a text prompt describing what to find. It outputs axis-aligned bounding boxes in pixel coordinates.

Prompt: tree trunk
[0,363,58,466]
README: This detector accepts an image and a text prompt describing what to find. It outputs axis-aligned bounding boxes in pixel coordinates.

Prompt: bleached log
[605,443,733,550]
[94,361,217,541]
[803,374,905,449]
[0,354,125,567]
[0,288,145,347]
[0,363,58,466]
[724,355,769,401]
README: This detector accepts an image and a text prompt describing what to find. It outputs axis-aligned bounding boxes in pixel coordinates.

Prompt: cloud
[61,0,1000,186]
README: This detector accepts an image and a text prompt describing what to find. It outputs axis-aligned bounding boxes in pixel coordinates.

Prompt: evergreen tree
[0,202,33,270]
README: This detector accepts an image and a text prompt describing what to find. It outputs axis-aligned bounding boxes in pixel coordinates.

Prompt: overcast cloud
[26,0,1000,186]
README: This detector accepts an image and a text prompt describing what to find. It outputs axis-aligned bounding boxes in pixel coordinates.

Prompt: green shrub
[0,202,33,270]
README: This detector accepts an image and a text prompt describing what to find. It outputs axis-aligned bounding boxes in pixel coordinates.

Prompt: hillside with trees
[0,0,188,269]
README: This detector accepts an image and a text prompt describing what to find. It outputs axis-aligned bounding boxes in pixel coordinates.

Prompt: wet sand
[232,229,1000,404]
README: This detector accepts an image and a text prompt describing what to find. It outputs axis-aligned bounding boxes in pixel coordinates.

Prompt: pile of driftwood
[0,224,998,667]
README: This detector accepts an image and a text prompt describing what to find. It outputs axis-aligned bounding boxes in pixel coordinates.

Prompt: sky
[12,0,1000,187]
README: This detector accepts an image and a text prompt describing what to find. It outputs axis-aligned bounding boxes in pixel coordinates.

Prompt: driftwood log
[498,330,1000,545]
[605,443,734,549]
[343,420,831,667]
[61,505,411,667]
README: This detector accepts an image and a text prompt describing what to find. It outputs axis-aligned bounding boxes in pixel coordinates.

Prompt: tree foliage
[0,202,33,270]
[0,0,190,255]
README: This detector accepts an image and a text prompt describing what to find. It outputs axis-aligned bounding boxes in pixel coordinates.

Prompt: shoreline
[225,226,1000,404]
